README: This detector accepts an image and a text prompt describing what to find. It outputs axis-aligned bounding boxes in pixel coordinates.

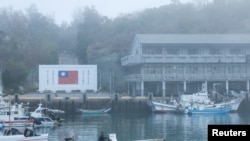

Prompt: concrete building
[39,65,97,93]
[121,34,250,97]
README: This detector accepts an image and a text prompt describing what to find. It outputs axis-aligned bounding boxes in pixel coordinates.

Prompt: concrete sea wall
[5,93,250,115]
[8,93,151,114]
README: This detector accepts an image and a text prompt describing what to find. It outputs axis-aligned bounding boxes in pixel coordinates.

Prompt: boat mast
[8,96,11,129]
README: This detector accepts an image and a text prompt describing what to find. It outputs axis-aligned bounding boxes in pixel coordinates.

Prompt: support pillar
[127,82,130,95]
[162,81,166,97]
[247,80,249,94]
[183,81,187,93]
[204,81,208,92]
[246,80,249,104]
[226,80,229,95]
[132,83,136,97]
[141,80,144,96]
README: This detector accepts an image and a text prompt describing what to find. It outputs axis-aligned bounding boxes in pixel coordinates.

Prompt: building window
[155,47,162,55]
[230,49,242,55]
[187,49,199,55]
[155,65,162,74]
[142,47,154,55]
[176,66,184,74]
[209,49,221,55]
[144,65,161,74]
[185,66,199,74]
[142,48,148,54]
[191,66,198,74]
[142,47,162,55]
[143,65,150,74]
[228,66,233,73]
[228,66,241,74]
[166,49,179,55]
[165,66,175,74]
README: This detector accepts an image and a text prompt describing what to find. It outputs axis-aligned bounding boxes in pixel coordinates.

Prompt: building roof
[135,34,250,44]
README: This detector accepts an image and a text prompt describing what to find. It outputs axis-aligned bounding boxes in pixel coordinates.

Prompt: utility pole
[109,70,112,95]
[99,70,102,91]
[107,53,118,95]
[0,61,2,93]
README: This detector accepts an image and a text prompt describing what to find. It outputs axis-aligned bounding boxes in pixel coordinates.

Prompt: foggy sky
[0,0,191,25]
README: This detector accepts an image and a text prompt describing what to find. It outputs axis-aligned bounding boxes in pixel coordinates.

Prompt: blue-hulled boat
[30,103,65,127]
[186,105,232,114]
[76,107,111,114]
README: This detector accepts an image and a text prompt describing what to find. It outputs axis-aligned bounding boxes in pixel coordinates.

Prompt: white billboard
[39,65,97,93]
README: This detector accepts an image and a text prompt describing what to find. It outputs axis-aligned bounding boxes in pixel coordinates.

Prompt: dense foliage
[0,0,250,94]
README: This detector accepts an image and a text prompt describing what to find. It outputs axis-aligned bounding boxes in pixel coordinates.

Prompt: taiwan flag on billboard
[58,70,78,84]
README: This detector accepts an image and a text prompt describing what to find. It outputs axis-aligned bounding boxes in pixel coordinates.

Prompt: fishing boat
[185,104,232,114]
[0,93,8,108]
[77,107,111,114]
[147,83,245,114]
[212,91,245,112]
[179,89,245,113]
[146,97,180,113]
[29,103,65,127]
[147,84,212,113]
[0,103,33,127]
[0,127,48,141]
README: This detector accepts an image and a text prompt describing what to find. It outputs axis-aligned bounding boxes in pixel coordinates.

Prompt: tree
[75,7,104,64]
[2,61,28,94]
[25,5,59,66]
[0,6,60,93]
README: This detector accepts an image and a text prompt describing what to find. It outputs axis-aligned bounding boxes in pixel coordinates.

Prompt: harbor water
[34,112,250,141]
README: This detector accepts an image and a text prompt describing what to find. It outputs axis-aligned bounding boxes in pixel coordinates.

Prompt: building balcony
[124,73,249,81]
[121,55,141,66]
[121,54,246,66]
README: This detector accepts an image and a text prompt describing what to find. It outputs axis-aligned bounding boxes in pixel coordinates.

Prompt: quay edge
[3,93,250,114]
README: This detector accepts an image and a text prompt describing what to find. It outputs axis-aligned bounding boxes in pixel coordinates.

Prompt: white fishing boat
[147,97,180,113]
[0,92,8,108]
[29,103,65,127]
[179,90,245,113]
[0,102,33,127]
[148,83,245,114]
[212,91,245,112]
[0,127,48,141]
[147,84,211,113]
